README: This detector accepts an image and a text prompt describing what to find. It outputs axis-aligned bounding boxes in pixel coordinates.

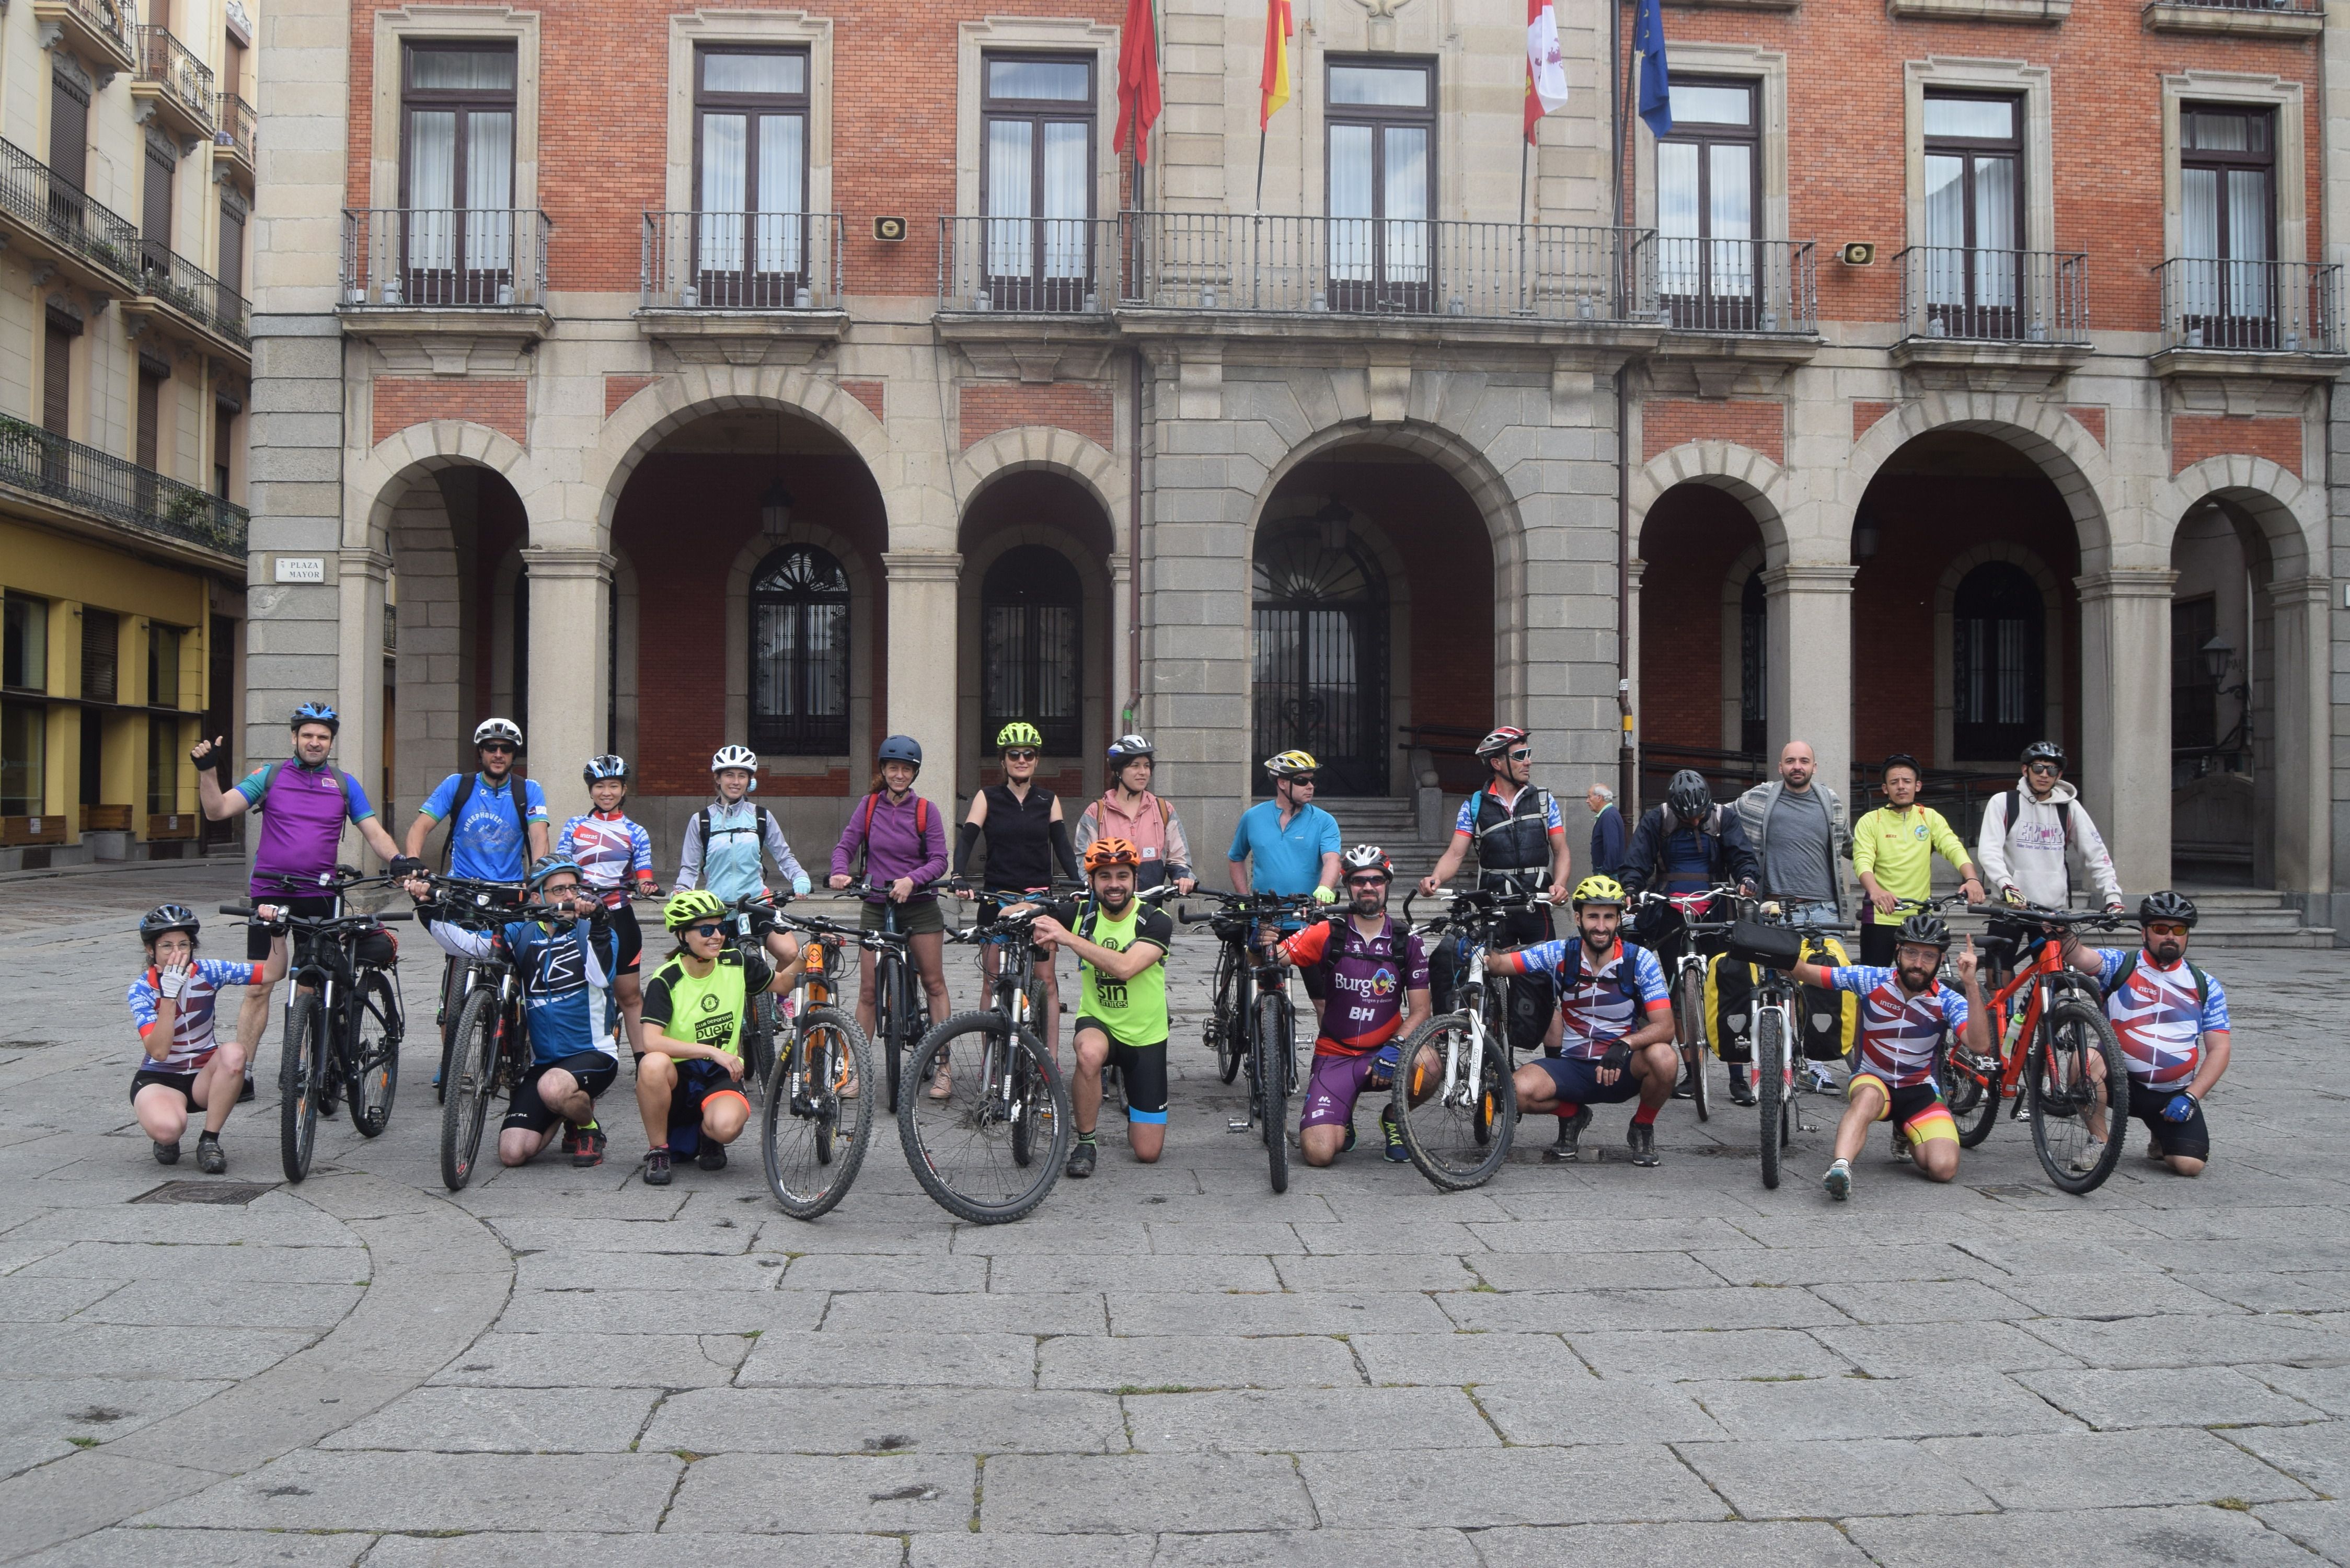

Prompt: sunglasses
[480,743,516,755]
[685,922,726,939]
[2144,921,2189,939]
[1507,748,1533,762]
[1346,875,1388,889]
[2028,762,2060,775]
[1004,749,1038,763]
[1288,775,1317,787]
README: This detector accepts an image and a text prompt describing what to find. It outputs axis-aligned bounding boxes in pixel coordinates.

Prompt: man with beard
[1282,846,1431,1167]
[2060,891,2231,1178]
[1032,838,1175,1179]
[1488,876,1677,1167]
[1787,913,1987,1198]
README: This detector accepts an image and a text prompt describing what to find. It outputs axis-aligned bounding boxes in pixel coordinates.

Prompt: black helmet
[140,904,200,941]
[2021,740,2067,771]
[2139,890,2198,929]
[1665,769,1711,822]
[1896,913,1952,951]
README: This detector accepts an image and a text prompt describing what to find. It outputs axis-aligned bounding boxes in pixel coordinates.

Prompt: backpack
[848,791,930,877]
[2003,789,2073,848]
[2100,950,2210,1013]
[441,770,531,873]
[698,804,784,868]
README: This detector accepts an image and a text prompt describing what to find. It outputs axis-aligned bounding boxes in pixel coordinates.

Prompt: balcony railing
[940,215,1118,313]
[1115,212,1650,322]
[1641,236,1817,335]
[0,138,142,286]
[2155,257,2343,354]
[641,210,845,309]
[0,414,249,559]
[140,245,249,348]
[1895,246,2089,344]
[213,91,255,165]
[341,209,551,307]
[40,0,135,61]
[135,27,215,132]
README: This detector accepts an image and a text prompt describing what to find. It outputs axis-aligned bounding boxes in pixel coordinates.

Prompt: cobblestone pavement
[2,863,2347,1565]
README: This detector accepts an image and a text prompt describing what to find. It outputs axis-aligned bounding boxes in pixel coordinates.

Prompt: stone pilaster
[2076,567,2178,894]
[1760,562,1856,816]
[882,551,966,811]
[521,548,615,827]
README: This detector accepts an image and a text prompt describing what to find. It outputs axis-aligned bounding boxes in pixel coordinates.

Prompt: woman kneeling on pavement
[635,889,803,1185]
[126,904,279,1172]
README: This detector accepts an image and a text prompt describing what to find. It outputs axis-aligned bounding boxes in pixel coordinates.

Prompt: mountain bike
[1180,890,1320,1194]
[835,883,941,1112]
[1199,897,1257,1086]
[1385,887,1544,1191]
[1942,903,2131,1193]
[428,875,529,1104]
[759,907,877,1220]
[412,880,564,1191]
[1632,885,1742,1125]
[899,894,1076,1223]
[221,870,410,1184]
[725,891,794,1101]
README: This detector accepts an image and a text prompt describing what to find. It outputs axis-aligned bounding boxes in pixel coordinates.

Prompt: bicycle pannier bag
[1726,919,1803,970]
[1796,932,1858,1062]
[1704,950,1755,1063]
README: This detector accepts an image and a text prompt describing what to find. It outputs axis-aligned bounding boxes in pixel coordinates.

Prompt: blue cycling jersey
[422,913,619,1065]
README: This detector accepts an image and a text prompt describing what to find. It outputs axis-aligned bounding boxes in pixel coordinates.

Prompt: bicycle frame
[1959,922,2104,1109]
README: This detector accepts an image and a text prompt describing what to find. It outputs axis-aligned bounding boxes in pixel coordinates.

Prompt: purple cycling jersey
[236,758,374,898]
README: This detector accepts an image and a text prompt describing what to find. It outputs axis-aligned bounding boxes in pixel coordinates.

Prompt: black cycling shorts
[2128,1078,2211,1161]
[130,1068,201,1105]
[667,1057,750,1132]
[1074,1017,1168,1125]
[503,1052,619,1134]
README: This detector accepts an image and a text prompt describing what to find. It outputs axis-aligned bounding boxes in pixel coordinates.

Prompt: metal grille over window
[982,545,1082,757]
[750,545,850,755]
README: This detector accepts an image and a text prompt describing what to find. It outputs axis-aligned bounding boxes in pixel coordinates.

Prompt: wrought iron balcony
[0,414,249,561]
[641,210,845,309]
[940,215,1117,314]
[1115,211,1650,322]
[213,91,255,175]
[133,26,215,140]
[136,244,249,351]
[0,137,142,290]
[1641,236,1817,335]
[340,208,552,308]
[2155,257,2343,355]
[1894,246,2089,344]
[30,0,136,75]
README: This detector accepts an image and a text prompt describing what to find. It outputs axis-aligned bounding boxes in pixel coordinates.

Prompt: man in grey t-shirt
[1733,741,1850,931]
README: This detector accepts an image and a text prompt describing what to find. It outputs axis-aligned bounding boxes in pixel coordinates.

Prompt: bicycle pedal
[1226,1118,1252,1133]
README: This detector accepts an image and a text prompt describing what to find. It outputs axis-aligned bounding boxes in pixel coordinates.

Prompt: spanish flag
[1260,0,1293,129]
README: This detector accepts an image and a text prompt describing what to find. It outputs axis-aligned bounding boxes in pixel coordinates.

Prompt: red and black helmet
[1475,726,1530,759]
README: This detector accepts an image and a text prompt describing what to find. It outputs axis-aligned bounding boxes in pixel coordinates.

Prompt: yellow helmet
[995,721,1043,751]
[664,889,727,931]
[1262,749,1319,779]
[1572,875,1629,910]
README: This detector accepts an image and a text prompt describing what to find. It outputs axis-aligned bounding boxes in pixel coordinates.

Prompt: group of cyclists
[119,701,2232,1208]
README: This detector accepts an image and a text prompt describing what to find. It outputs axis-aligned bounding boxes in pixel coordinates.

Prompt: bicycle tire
[344,968,402,1138]
[1939,1037,2002,1149]
[1254,989,1291,1194]
[763,1006,874,1220]
[743,989,779,1104]
[879,958,911,1115]
[1208,943,1245,1084]
[1010,1036,1038,1168]
[277,990,325,1183]
[1674,964,1710,1124]
[1755,1005,1786,1191]
[899,1011,1069,1223]
[2027,993,2129,1195]
[439,986,501,1192]
[1391,1012,1517,1192]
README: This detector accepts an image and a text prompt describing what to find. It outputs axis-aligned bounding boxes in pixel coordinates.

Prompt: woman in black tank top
[953,727,1081,1066]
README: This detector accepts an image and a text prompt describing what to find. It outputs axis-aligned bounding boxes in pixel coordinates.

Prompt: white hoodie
[1975,776,2123,912]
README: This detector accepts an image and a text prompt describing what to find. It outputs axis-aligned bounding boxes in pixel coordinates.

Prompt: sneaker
[1804,1063,1838,1093]
[2068,1138,2106,1174]
[1066,1139,1097,1179]
[1340,1123,1357,1155]
[1672,1072,1694,1100]
[571,1124,607,1170]
[560,1124,581,1157]
[1380,1108,1410,1163]
[1729,1066,1757,1107]
[645,1146,673,1186]
[1543,1105,1593,1163]
[928,1052,954,1101]
[697,1142,728,1172]
[238,1076,256,1103]
[195,1134,225,1175]
[1626,1120,1661,1168]
[1823,1159,1852,1202]
[152,1138,180,1166]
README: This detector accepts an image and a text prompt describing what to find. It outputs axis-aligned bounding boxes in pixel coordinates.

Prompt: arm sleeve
[953,820,983,879]
[1542,793,1564,831]
[1227,811,1252,864]
[762,813,807,885]
[1942,988,1971,1033]
[198,959,263,987]
[1720,811,1762,887]
[1851,810,1880,877]
[1976,794,2013,890]
[522,780,550,824]
[1619,811,1658,893]
[2072,806,2124,907]
[1634,948,1674,1011]
[1454,797,1479,835]
[1928,810,1973,872]
[128,976,158,1035]
[581,925,615,990]
[422,917,493,961]
[675,813,705,891]
[628,821,656,879]
[2091,948,2127,988]
[418,774,459,823]
[234,765,273,806]
[913,802,951,886]
[1050,818,1080,883]
[556,817,584,860]
[342,774,376,824]
[1276,921,1330,966]
[1161,809,1192,879]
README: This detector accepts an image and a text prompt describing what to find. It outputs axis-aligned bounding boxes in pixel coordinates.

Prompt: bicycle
[758,907,878,1221]
[898,894,1078,1223]
[1630,885,1742,1125]
[724,892,794,1101]
[220,870,410,1184]
[1718,897,1835,1191]
[833,882,943,1112]
[427,875,529,1104]
[1385,887,1547,1191]
[1179,890,1320,1194]
[1941,902,2132,1193]
[413,878,567,1191]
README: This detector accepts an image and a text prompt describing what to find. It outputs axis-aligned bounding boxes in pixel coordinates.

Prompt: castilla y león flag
[1524,0,1569,142]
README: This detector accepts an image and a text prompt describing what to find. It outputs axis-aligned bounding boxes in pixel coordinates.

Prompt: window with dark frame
[982,546,1083,757]
[2171,594,2220,752]
[217,193,246,306]
[400,42,517,301]
[2180,106,2276,344]
[1326,57,1435,312]
[1739,571,1767,757]
[49,59,89,190]
[141,136,177,276]
[0,700,41,817]
[1657,79,1760,330]
[694,47,810,306]
[748,545,850,755]
[3,595,48,694]
[981,53,1097,310]
[1922,92,2023,335]
[1951,561,2044,763]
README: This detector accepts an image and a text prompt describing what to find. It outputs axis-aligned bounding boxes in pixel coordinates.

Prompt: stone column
[882,551,965,812]
[1109,552,1133,738]
[2263,575,2333,895]
[1761,562,1856,808]
[335,549,390,858]
[521,548,613,828]
[2076,567,2176,894]
[1625,558,1645,810]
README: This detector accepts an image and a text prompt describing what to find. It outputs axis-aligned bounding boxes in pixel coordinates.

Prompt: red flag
[1114,0,1161,166]
[1260,0,1293,130]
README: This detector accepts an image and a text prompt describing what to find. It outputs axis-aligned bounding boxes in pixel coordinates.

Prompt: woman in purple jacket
[829,735,955,1096]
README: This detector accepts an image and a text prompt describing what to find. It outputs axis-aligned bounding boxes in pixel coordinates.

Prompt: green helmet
[996,721,1044,751]
[663,888,727,931]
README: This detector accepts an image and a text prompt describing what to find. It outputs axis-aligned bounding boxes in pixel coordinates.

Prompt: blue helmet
[877,734,923,768]
[526,853,583,891]
[290,701,340,735]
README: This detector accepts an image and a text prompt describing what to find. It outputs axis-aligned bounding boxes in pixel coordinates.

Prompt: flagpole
[1255,128,1268,213]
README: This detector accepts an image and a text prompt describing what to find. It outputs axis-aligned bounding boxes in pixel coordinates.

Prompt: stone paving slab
[1298,1442,1724,1527]
[1476,1378,1732,1444]
[14,1527,373,1567]
[1686,1367,2085,1440]
[1677,1435,1997,1518]
[366,1535,905,1568]
[1124,1384,1499,1451]
[314,1386,662,1452]
[2256,1500,2350,1565]
[1471,1520,1877,1567]
[1143,1528,1486,1567]
[2019,1365,2330,1431]
[493,1285,825,1335]
[981,1451,1316,1534]
[428,1331,753,1388]
[660,1451,976,1533]
[735,1329,1039,1387]
[643,1385,1128,1454]
[134,1449,685,1531]
[1923,1426,2318,1508]
[0,1375,231,1480]
[1567,1326,1856,1381]
[1845,1504,2329,1566]
[1036,1332,1365,1391]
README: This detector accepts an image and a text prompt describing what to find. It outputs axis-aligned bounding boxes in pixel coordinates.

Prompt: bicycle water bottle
[1999,1002,2027,1058]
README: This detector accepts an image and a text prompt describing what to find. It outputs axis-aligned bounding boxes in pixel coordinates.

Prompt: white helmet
[711,745,758,774]
[473,717,523,750]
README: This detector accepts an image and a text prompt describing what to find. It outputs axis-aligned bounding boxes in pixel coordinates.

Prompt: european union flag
[1634,0,1672,141]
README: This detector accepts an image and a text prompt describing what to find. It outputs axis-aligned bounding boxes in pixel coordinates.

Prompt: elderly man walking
[1587,783,1626,879]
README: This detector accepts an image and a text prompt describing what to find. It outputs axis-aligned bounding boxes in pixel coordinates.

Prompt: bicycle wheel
[1755,1004,1786,1191]
[343,969,402,1138]
[439,987,501,1192]
[900,1011,1070,1223]
[278,990,326,1183]
[1006,1028,1062,1170]
[742,990,779,1105]
[1391,1013,1516,1192]
[2026,993,2129,1194]
[879,961,911,1115]
[1674,964,1710,1124]
[763,1006,873,1220]
[1939,1038,2003,1149]
[1253,990,1291,1194]
[1207,943,1245,1084]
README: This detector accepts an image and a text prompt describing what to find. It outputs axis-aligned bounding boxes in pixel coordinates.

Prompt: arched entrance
[1252,520,1388,798]
[1635,480,1770,804]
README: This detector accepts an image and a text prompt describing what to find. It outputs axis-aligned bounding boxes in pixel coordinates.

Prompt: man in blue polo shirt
[1228,748,1343,1019]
